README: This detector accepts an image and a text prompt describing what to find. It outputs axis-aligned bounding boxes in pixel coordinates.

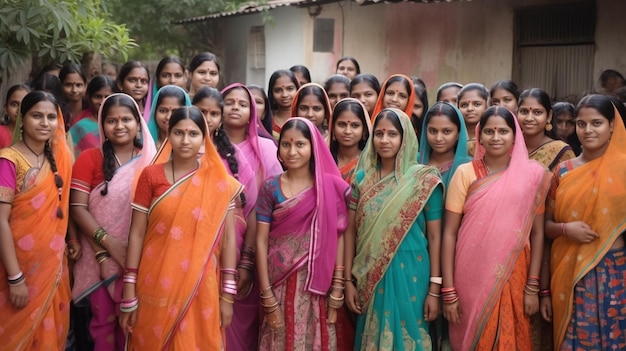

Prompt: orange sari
[550,107,626,350]
[371,74,416,120]
[0,107,72,350]
[128,126,243,349]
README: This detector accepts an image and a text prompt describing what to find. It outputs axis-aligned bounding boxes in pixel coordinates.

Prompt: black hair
[336,56,361,75]
[350,74,381,95]
[519,88,553,137]
[423,102,462,133]
[372,109,404,148]
[31,73,63,101]
[324,74,351,93]
[436,82,463,101]
[289,65,311,84]
[155,85,188,109]
[86,75,116,97]
[599,69,625,87]
[330,99,370,161]
[268,69,299,111]
[552,101,581,155]
[168,106,207,137]
[295,85,330,127]
[99,94,143,196]
[188,52,220,74]
[156,56,186,89]
[59,63,87,86]
[458,83,489,104]
[192,86,223,108]
[577,94,617,121]
[383,76,412,98]
[479,106,517,137]
[490,80,520,102]
[3,84,31,124]
[247,84,273,135]
[116,61,150,92]
[412,78,429,136]
[20,91,64,218]
[279,118,315,173]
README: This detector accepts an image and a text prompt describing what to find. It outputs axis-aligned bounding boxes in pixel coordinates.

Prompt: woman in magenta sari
[441,106,551,350]
[70,93,156,350]
[256,117,349,350]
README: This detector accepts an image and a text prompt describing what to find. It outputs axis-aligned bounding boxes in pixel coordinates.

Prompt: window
[249,26,265,69]
[313,18,334,53]
[513,2,595,101]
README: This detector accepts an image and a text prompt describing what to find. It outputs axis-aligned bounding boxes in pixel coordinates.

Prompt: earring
[545,123,553,132]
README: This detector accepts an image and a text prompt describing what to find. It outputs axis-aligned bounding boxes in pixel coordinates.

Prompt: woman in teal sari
[344,108,444,350]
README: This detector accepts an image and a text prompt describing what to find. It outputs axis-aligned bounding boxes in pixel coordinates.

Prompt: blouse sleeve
[256,177,277,223]
[70,149,97,194]
[0,158,16,203]
[545,166,563,215]
[424,183,444,221]
[131,167,154,213]
[445,163,475,214]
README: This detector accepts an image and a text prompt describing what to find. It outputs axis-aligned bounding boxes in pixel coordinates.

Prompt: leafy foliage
[0,0,136,71]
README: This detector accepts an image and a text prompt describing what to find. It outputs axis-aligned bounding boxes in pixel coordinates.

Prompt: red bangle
[67,239,79,243]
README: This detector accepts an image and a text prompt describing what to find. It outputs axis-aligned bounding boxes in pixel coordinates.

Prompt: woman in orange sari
[545,94,626,350]
[441,106,551,350]
[0,91,72,350]
[119,106,242,349]
[370,74,416,121]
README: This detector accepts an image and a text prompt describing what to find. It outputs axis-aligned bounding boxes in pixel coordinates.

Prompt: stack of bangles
[221,268,237,303]
[95,250,111,264]
[93,227,108,246]
[539,289,551,298]
[8,271,26,286]
[120,268,139,313]
[328,265,345,309]
[260,285,279,313]
[524,276,540,295]
[441,287,459,304]
[237,245,256,272]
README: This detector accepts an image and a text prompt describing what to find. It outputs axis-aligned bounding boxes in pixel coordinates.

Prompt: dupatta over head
[450,109,551,350]
[352,108,442,307]
[551,103,626,349]
[370,74,416,121]
[130,109,243,349]
[147,85,191,143]
[0,102,72,349]
[418,102,471,187]
[72,93,156,300]
[267,117,349,294]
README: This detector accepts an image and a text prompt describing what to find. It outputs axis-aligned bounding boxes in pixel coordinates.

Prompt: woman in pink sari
[70,93,156,350]
[441,106,551,350]
[256,117,349,350]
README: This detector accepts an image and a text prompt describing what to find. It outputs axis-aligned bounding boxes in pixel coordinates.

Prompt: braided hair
[100,94,143,195]
[192,87,246,208]
[20,91,64,218]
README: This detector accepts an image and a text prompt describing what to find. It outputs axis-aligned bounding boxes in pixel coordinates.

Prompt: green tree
[0,0,135,97]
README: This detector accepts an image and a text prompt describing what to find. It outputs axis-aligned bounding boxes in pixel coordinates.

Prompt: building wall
[594,0,626,91]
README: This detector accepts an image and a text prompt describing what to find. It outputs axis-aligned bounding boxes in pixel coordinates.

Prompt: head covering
[142,78,154,121]
[371,74,416,121]
[282,117,349,294]
[290,82,332,129]
[148,85,191,143]
[418,102,471,187]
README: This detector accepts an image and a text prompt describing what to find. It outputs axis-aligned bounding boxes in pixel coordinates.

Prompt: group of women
[0,53,624,351]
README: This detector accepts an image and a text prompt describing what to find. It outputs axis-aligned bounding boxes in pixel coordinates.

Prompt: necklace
[171,160,177,183]
[23,140,43,168]
[113,149,135,167]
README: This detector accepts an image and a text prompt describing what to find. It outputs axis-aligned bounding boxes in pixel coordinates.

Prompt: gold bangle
[220,295,234,304]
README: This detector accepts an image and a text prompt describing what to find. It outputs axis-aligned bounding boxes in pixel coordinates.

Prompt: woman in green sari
[344,108,443,350]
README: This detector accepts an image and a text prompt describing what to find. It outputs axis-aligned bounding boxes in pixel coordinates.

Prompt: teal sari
[351,108,443,351]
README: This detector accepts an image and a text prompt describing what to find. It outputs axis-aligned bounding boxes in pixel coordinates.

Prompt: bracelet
[120,297,139,312]
[222,279,237,295]
[429,277,443,285]
[561,223,567,238]
[539,289,551,297]
[123,275,138,284]
[261,300,280,309]
[125,267,139,274]
[527,276,540,281]
[8,272,26,286]
[265,305,280,314]
[7,271,23,281]
[92,227,108,245]
[220,295,235,304]
[120,304,139,313]
[427,291,441,298]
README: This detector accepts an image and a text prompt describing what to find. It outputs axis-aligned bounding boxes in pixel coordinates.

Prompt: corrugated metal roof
[174,0,469,24]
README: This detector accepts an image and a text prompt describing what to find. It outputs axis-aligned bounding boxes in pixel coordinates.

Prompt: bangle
[7,271,23,281]
[220,295,235,304]
[8,271,25,286]
[93,227,108,245]
[261,300,280,309]
[125,267,139,274]
[429,277,443,285]
[427,291,441,298]
[561,223,567,238]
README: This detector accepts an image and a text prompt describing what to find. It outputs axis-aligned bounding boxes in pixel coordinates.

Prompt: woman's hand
[220,297,234,328]
[236,267,253,300]
[524,293,539,316]
[540,296,553,322]
[119,309,137,334]
[345,280,362,314]
[99,258,119,280]
[326,289,344,324]
[423,295,439,322]
[443,300,462,324]
[103,235,128,267]
[67,241,82,260]
[265,305,285,330]
[9,282,29,308]
[563,222,599,243]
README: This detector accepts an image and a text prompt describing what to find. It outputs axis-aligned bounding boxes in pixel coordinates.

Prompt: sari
[0,124,12,148]
[371,74,416,120]
[147,85,191,148]
[0,105,72,350]
[291,83,333,140]
[257,117,349,350]
[127,117,243,350]
[528,139,575,172]
[69,111,99,158]
[351,109,443,350]
[418,103,471,188]
[71,94,156,350]
[446,115,551,350]
[550,106,626,350]
[328,98,372,185]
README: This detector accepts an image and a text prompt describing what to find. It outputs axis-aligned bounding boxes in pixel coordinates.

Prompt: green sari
[351,108,443,351]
